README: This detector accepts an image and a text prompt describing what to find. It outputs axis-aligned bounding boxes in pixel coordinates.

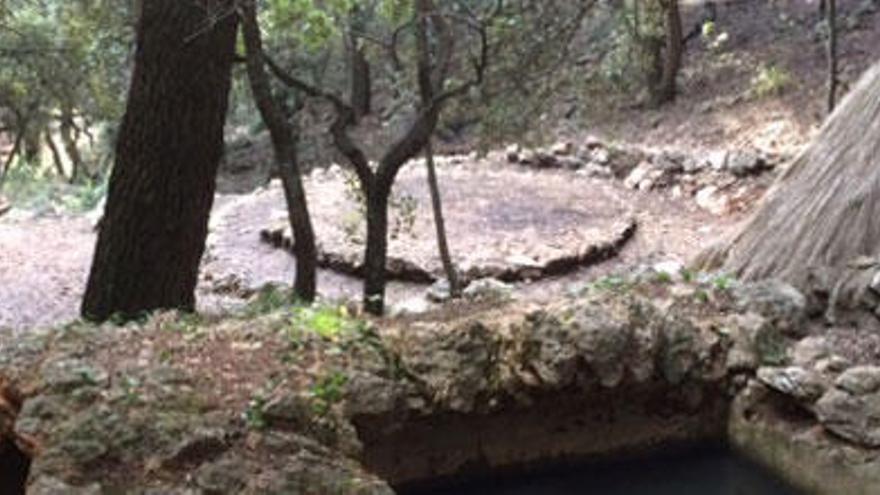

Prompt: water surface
[406,445,802,495]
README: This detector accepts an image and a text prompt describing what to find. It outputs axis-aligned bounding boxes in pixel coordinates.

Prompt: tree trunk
[827,0,838,114]
[349,40,372,121]
[81,0,238,322]
[0,123,25,187]
[241,1,317,302]
[363,180,390,315]
[425,139,460,296]
[60,111,86,182]
[44,129,67,181]
[348,8,371,121]
[654,0,682,105]
[699,60,880,306]
[22,126,40,164]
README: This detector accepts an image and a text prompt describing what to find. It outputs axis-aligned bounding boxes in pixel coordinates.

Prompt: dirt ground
[0,154,742,332]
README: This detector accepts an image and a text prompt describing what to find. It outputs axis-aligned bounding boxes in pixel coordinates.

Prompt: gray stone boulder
[815,366,880,448]
[757,366,827,403]
[734,279,808,337]
[463,278,514,303]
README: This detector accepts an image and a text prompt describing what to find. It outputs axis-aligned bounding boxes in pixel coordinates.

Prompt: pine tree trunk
[700,60,880,303]
[81,0,238,321]
[363,181,390,315]
[241,1,317,302]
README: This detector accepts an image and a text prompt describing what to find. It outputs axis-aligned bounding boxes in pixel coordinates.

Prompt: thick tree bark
[241,1,317,302]
[81,0,238,321]
[700,60,880,306]
[425,139,460,296]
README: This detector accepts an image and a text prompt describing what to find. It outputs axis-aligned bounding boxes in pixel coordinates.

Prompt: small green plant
[293,305,350,340]
[118,375,142,406]
[694,289,710,303]
[242,284,292,317]
[653,271,673,284]
[1,160,108,213]
[712,273,734,291]
[161,312,203,335]
[309,370,348,416]
[60,177,108,212]
[751,64,792,98]
[286,304,361,353]
[243,392,269,430]
[681,268,695,284]
[590,275,629,292]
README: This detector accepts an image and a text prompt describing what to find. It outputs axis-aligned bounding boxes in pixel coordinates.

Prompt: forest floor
[0,159,739,331]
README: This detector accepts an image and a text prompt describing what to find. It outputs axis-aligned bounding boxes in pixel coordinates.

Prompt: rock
[835,366,880,395]
[726,150,766,177]
[590,147,611,165]
[463,278,514,303]
[724,313,770,372]
[519,150,560,169]
[427,279,451,303]
[757,366,827,403]
[815,355,852,375]
[161,427,228,469]
[505,144,521,164]
[506,254,541,269]
[389,297,432,317]
[708,150,729,171]
[695,185,730,215]
[262,391,315,429]
[558,156,586,170]
[39,358,109,394]
[869,270,880,295]
[652,260,684,281]
[707,150,729,172]
[789,337,831,368]
[28,477,102,495]
[816,368,880,448]
[682,155,708,174]
[344,373,404,417]
[624,161,661,190]
[195,457,249,494]
[398,321,500,412]
[577,163,613,179]
[734,280,807,337]
[583,135,604,149]
[652,151,685,173]
[551,141,574,156]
